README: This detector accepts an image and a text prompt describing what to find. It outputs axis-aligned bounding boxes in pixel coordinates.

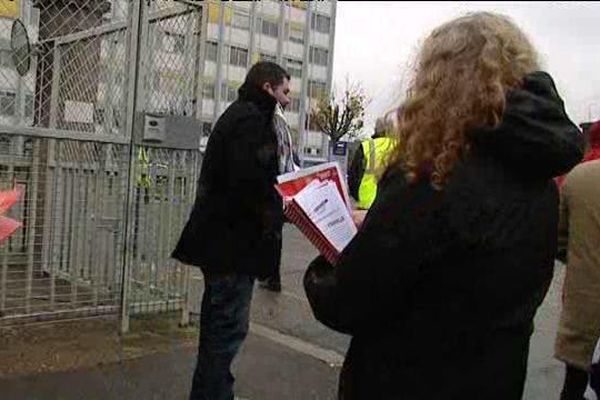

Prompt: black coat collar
[238,83,277,116]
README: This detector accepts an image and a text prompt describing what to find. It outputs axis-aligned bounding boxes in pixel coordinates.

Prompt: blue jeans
[189,273,255,400]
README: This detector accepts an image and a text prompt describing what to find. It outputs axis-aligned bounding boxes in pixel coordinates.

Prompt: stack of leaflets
[275,162,357,264]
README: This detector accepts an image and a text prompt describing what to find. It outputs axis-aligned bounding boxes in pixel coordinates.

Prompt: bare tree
[311,80,368,144]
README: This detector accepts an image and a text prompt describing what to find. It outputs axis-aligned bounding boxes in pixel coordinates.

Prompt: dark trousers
[189,273,255,400]
[561,364,589,400]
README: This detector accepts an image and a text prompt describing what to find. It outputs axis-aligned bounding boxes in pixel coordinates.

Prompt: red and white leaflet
[274,162,356,264]
[275,161,352,211]
[294,180,357,253]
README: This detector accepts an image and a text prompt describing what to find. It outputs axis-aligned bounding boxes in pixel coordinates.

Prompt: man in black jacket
[172,62,291,400]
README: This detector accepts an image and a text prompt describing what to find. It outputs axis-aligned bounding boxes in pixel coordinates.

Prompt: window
[220,83,238,102]
[0,137,10,154]
[311,14,331,34]
[175,176,188,198]
[308,114,321,131]
[304,146,322,156]
[229,46,248,67]
[202,82,215,99]
[288,0,308,10]
[206,41,218,62]
[289,95,300,113]
[228,86,238,102]
[0,90,16,116]
[261,19,279,37]
[260,53,276,63]
[232,12,250,30]
[308,80,327,99]
[288,24,304,45]
[309,46,329,66]
[163,32,186,53]
[23,139,33,157]
[220,83,227,101]
[285,58,302,78]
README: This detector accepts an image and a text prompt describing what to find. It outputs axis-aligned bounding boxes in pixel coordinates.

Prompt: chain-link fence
[141,1,201,117]
[0,0,203,330]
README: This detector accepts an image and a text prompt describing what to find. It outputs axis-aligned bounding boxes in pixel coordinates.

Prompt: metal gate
[0,0,203,331]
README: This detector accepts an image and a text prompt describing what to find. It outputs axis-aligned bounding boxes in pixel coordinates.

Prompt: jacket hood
[472,71,584,180]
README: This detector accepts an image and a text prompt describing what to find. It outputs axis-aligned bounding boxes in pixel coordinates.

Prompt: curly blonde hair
[386,12,540,189]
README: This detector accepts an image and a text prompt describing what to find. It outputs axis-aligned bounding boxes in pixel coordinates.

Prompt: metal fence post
[120,0,145,335]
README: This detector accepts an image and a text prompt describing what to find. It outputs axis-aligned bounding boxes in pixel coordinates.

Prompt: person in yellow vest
[348,111,397,210]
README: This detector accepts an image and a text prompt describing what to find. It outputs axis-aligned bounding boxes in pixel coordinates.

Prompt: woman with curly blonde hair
[304,12,583,399]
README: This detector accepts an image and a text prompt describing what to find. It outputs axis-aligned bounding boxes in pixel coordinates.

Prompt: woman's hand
[352,210,368,228]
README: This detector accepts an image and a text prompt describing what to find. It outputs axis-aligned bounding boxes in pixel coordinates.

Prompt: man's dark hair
[244,61,290,90]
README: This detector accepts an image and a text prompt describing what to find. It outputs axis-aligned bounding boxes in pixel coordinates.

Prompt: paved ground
[0,333,340,400]
[0,225,568,399]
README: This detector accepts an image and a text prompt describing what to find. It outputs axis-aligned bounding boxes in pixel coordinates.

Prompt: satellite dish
[10,20,31,77]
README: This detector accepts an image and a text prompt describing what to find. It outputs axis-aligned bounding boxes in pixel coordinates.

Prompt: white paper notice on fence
[294,180,357,253]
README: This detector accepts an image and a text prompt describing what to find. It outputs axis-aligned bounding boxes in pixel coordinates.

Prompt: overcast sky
[332,1,600,136]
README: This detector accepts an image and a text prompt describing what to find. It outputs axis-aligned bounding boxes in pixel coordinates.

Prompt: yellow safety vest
[357,137,393,209]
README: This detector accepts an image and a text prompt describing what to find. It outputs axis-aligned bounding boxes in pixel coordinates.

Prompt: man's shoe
[259,278,281,292]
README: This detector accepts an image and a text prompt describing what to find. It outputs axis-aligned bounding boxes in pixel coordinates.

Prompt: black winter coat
[304,72,584,400]
[172,84,283,279]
